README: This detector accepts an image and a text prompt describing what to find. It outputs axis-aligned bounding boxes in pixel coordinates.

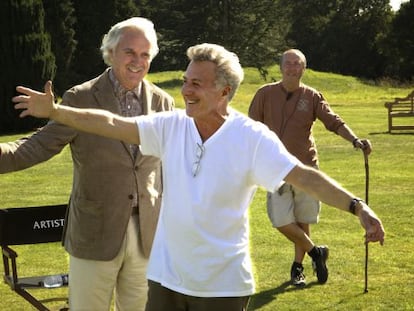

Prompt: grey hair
[100,17,159,66]
[280,49,307,68]
[186,43,244,101]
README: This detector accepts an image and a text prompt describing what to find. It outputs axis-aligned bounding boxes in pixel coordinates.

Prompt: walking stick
[363,151,369,293]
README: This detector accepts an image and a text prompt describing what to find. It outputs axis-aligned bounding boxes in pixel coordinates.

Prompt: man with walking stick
[249,49,372,286]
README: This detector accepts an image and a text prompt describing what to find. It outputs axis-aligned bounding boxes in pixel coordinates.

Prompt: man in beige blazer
[0,17,174,311]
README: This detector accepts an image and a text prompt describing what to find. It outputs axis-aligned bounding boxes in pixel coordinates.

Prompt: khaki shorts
[267,183,320,228]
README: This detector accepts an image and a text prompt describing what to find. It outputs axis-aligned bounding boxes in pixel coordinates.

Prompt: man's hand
[358,203,385,245]
[354,138,372,155]
[13,81,56,119]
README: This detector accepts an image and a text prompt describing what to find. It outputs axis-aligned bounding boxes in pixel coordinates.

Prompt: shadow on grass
[370,131,414,136]
[387,132,414,136]
[154,78,182,89]
[316,291,370,311]
[248,280,320,310]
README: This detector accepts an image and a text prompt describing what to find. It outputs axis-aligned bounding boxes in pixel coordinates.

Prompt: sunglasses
[192,143,205,177]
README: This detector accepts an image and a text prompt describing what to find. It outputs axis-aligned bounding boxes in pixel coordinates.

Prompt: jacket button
[128,194,134,200]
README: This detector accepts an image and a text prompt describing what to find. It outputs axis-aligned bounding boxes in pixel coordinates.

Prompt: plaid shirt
[109,69,143,158]
[109,70,144,210]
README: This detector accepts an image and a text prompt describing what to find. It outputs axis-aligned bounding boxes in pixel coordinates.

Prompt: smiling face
[281,50,306,90]
[109,27,152,90]
[181,60,230,123]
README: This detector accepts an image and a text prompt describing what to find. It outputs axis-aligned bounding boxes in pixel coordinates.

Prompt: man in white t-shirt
[13,43,385,311]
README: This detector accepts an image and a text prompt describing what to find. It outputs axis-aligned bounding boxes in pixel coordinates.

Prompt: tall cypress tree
[0,0,55,133]
[43,0,77,96]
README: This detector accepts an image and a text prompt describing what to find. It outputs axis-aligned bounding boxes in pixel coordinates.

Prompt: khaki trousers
[69,214,148,311]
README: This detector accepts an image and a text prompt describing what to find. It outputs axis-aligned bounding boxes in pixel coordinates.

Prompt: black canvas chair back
[0,204,66,246]
[0,204,68,311]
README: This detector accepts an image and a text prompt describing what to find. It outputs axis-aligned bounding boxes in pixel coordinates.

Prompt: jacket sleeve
[0,121,77,173]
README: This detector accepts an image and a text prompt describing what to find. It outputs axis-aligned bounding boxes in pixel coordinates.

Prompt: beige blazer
[0,69,174,259]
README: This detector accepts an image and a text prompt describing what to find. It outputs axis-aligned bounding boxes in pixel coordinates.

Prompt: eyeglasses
[192,143,205,177]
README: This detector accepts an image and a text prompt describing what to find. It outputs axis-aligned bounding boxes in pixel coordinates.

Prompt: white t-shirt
[137,108,299,297]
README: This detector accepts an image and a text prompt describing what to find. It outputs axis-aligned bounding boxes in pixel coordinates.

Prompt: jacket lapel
[93,69,120,114]
[142,80,155,115]
[92,69,136,160]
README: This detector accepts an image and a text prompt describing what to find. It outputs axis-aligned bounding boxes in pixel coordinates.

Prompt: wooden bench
[384,91,414,133]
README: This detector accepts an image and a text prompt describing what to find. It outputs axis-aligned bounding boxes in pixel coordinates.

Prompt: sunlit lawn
[1,67,413,310]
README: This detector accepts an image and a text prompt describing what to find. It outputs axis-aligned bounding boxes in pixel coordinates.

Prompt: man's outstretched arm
[13,81,140,145]
[285,163,385,245]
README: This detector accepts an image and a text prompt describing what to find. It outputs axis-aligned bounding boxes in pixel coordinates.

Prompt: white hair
[100,17,159,66]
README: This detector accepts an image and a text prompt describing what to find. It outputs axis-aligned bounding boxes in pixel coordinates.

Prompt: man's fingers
[14,82,52,98]
[14,102,25,110]
[13,82,53,100]
[44,80,53,95]
[365,223,385,245]
[15,85,40,96]
[12,94,29,103]
[366,234,384,245]
[13,94,29,111]
[19,109,30,118]
[360,140,372,155]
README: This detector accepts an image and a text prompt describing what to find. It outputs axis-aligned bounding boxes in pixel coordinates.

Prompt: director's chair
[0,204,69,311]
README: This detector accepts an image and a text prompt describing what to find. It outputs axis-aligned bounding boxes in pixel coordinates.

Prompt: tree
[284,0,393,79]
[71,0,139,83]
[207,0,290,72]
[323,0,392,78]
[384,0,414,81]
[43,0,77,96]
[145,0,289,78]
[281,0,336,69]
[0,0,55,133]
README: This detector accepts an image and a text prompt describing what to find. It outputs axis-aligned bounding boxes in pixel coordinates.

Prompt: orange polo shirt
[248,81,345,166]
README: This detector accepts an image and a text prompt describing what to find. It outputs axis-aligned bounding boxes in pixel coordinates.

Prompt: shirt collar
[109,68,142,99]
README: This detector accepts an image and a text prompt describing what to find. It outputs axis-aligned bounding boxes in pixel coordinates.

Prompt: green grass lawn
[1,67,413,310]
